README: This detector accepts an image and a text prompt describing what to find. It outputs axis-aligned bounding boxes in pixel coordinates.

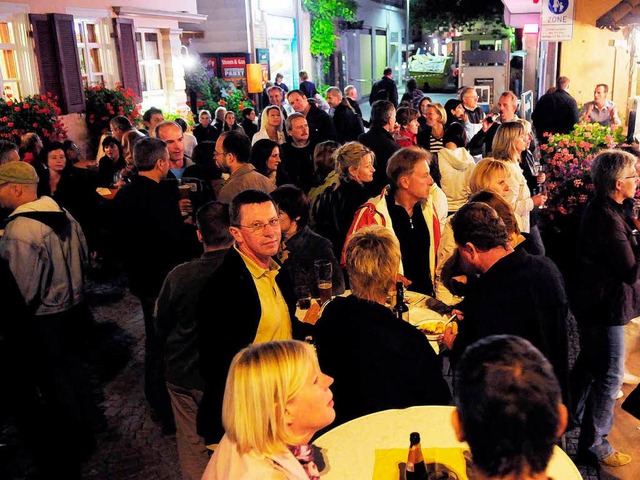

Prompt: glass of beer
[314,259,333,305]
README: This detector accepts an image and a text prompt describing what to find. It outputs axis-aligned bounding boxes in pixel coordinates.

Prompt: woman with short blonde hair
[345,225,401,302]
[203,340,335,478]
[314,225,451,427]
[468,157,511,196]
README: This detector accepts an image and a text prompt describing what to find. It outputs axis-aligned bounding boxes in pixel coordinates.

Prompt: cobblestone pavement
[81,273,181,480]
[2,268,603,479]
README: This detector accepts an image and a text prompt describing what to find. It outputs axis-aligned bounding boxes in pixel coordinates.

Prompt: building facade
[1,0,205,156]
[501,0,637,124]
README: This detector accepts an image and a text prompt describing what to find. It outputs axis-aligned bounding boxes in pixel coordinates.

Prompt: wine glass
[531,162,547,208]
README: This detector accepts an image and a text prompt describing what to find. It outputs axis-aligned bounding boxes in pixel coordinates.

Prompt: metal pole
[405,0,410,79]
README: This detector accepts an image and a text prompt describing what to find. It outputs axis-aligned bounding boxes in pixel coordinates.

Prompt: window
[75,20,106,87]
[136,30,164,93]
[0,21,22,100]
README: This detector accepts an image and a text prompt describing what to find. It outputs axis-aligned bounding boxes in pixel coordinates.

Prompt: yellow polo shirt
[236,245,293,343]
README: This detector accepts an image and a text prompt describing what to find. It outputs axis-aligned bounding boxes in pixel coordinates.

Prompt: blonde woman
[417,103,447,154]
[252,105,286,146]
[468,157,511,197]
[312,141,376,258]
[202,340,335,479]
[314,225,451,427]
[435,158,512,306]
[491,121,546,234]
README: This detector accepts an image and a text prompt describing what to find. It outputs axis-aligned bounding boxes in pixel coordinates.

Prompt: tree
[411,0,505,33]
[303,0,357,73]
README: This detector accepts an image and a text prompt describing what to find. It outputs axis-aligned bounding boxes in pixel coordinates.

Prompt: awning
[597,0,640,31]
[501,0,541,28]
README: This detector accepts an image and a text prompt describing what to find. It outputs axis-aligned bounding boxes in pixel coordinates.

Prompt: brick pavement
[81,272,181,480]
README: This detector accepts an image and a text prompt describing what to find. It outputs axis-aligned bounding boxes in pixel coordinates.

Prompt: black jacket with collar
[195,247,312,444]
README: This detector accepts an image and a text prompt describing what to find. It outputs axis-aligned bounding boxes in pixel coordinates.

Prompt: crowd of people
[1,68,639,479]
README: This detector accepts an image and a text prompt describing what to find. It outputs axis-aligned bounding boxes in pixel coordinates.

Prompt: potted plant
[539,121,627,275]
[0,92,67,145]
[84,84,142,158]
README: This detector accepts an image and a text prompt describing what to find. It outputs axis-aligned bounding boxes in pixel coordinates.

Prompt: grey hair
[591,149,637,197]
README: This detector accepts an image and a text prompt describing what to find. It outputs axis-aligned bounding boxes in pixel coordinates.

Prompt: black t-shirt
[386,196,433,296]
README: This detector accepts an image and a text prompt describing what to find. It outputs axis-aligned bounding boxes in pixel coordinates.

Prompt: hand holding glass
[314,259,333,305]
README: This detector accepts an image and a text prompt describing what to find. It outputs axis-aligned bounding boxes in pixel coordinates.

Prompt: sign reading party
[541,0,575,41]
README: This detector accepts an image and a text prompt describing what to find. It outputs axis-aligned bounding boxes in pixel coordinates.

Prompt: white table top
[297,291,448,353]
[313,405,581,479]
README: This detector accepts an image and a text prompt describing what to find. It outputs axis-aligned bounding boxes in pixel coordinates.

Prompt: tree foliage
[411,0,505,33]
[303,0,357,57]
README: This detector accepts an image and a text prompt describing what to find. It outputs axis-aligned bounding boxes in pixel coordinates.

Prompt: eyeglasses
[624,174,640,180]
[214,151,228,158]
[233,218,280,233]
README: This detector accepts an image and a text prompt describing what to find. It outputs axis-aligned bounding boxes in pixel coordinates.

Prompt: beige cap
[0,161,39,185]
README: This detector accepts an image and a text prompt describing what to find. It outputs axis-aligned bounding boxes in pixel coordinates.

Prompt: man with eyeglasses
[571,149,638,468]
[195,189,315,448]
[459,86,485,124]
[459,86,486,158]
[215,130,275,204]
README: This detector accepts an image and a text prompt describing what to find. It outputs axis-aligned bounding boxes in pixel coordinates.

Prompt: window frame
[135,28,166,95]
[74,19,107,88]
[0,5,38,101]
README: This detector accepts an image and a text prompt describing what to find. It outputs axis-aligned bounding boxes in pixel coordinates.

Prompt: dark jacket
[196,247,312,444]
[332,102,364,144]
[574,195,640,327]
[111,175,200,297]
[155,249,228,390]
[467,121,500,157]
[358,126,400,195]
[463,105,485,124]
[400,89,425,110]
[98,155,127,188]
[300,80,318,99]
[192,123,219,144]
[240,119,258,141]
[312,179,372,259]
[280,141,316,193]
[36,165,103,253]
[306,103,337,145]
[369,75,398,108]
[452,248,570,403]
[347,97,370,128]
[315,295,451,429]
[531,88,579,144]
[279,225,345,297]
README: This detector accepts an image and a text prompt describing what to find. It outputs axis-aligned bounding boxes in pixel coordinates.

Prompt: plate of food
[404,291,425,305]
[414,319,446,341]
